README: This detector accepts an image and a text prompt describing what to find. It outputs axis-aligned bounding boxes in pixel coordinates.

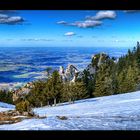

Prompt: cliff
[59,64,79,83]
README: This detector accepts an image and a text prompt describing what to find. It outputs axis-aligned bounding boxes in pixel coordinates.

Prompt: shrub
[16,100,31,113]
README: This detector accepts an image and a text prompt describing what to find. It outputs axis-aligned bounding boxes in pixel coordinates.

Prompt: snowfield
[0,102,15,112]
[1,91,140,130]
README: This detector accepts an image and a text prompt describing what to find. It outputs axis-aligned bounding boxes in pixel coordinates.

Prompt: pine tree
[62,82,74,103]
[93,58,115,97]
[62,81,87,103]
[117,63,138,93]
[74,81,87,100]
[94,67,108,97]
[117,69,127,93]
[49,70,63,106]
[81,69,95,98]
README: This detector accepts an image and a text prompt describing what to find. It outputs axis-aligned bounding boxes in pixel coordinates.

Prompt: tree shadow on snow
[56,98,99,107]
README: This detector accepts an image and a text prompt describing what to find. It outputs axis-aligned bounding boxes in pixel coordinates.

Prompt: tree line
[16,70,87,112]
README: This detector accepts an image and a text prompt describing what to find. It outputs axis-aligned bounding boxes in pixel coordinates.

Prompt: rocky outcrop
[59,66,66,81]
[0,109,41,125]
[59,53,107,83]
[98,53,104,67]
[0,110,30,125]
[59,64,79,83]
[85,64,96,75]
[87,52,108,74]
[12,82,34,102]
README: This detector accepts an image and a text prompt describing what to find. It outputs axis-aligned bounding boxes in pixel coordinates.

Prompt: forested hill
[1,42,140,111]
[91,41,140,97]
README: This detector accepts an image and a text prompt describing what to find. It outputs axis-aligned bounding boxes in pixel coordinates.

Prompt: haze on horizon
[0,10,140,48]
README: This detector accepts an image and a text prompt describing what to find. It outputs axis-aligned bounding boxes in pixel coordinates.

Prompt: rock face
[86,64,96,75]
[59,64,79,83]
[87,52,107,74]
[59,66,65,81]
[12,82,34,102]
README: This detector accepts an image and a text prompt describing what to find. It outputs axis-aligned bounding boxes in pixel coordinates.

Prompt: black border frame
[0,0,140,139]
[0,0,139,9]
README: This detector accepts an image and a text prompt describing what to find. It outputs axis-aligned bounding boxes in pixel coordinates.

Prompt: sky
[0,10,140,48]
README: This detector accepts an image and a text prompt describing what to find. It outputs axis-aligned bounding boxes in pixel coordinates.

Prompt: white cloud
[86,10,116,20]
[70,20,102,28]
[57,21,67,24]
[95,10,116,20]
[0,14,8,18]
[6,16,24,24]
[64,32,75,36]
[0,14,24,25]
[57,20,102,28]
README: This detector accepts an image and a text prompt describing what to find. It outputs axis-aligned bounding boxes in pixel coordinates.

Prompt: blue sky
[0,10,140,47]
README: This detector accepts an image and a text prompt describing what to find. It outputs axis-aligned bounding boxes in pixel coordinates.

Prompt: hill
[0,91,140,130]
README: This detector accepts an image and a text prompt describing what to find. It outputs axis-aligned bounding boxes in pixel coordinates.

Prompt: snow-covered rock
[59,53,109,82]
[59,64,79,82]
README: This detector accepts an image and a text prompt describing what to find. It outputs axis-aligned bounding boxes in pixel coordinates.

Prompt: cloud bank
[0,11,25,25]
[57,10,116,29]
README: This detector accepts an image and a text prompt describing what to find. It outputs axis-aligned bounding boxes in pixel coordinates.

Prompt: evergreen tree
[117,61,139,93]
[74,81,87,100]
[81,69,95,98]
[62,81,87,103]
[49,70,63,106]
[62,82,74,103]
[93,58,115,97]
[26,80,47,107]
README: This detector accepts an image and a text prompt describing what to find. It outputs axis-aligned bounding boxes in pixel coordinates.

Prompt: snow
[0,102,15,112]
[1,91,140,130]
[33,91,140,118]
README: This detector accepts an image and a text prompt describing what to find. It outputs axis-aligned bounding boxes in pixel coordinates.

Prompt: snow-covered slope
[1,91,140,130]
[0,102,15,112]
